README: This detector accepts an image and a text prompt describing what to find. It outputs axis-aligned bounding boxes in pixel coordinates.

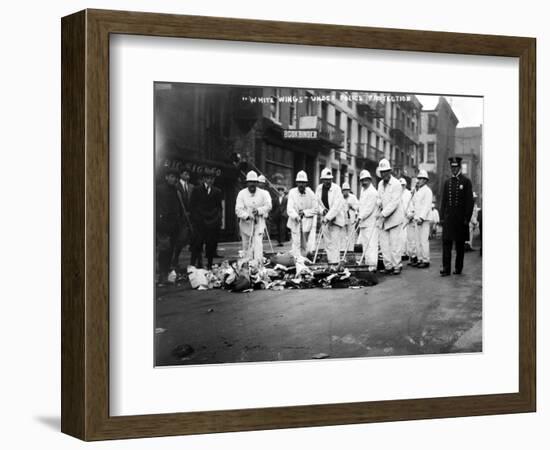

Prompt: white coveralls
[428,207,440,238]
[357,184,379,270]
[377,175,405,270]
[315,183,345,264]
[341,193,359,251]
[413,184,433,263]
[235,188,272,263]
[400,188,417,259]
[286,187,318,258]
[467,203,480,247]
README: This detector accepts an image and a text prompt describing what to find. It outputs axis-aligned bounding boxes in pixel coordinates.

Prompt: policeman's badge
[459,184,463,190]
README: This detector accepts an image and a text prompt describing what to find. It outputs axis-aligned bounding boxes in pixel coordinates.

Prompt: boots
[408,256,418,267]
[191,252,203,268]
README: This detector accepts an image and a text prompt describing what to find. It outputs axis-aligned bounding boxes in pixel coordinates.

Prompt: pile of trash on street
[183,252,378,292]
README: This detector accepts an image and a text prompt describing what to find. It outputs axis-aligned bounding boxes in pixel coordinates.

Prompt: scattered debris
[171,344,194,359]
[181,253,377,293]
[269,252,295,267]
[332,334,369,348]
[312,353,330,359]
[187,266,209,289]
[341,334,358,345]
[167,270,177,284]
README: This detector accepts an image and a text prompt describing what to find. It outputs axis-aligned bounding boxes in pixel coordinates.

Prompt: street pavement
[155,237,482,366]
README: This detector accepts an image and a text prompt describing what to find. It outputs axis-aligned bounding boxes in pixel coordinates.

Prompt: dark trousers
[277,217,287,243]
[191,226,218,268]
[157,230,178,280]
[442,239,465,273]
[171,224,191,268]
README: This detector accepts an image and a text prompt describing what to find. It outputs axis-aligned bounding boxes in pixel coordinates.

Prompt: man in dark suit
[258,175,279,245]
[440,157,474,276]
[273,185,288,245]
[156,167,182,283]
[189,173,223,269]
[172,168,194,269]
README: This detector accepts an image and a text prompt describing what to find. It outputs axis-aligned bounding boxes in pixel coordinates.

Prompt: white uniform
[341,193,359,251]
[235,188,272,262]
[428,207,440,224]
[357,184,379,270]
[468,203,480,246]
[413,184,433,263]
[286,187,318,257]
[315,183,345,264]
[428,207,440,238]
[400,188,417,259]
[377,176,405,270]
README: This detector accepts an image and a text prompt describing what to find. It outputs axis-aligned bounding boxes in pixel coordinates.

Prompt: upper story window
[288,89,297,128]
[428,114,437,134]
[270,89,281,122]
[305,93,314,116]
[427,142,436,163]
[321,101,328,122]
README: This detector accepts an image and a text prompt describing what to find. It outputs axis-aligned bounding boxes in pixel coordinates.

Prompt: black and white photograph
[154,82,483,366]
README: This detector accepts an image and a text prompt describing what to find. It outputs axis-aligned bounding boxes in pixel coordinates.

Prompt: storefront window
[265,144,294,189]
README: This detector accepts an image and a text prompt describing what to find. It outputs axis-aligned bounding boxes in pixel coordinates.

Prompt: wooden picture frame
[61,9,536,441]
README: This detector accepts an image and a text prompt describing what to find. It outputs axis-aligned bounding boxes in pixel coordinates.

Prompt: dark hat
[448,156,463,167]
[162,166,180,176]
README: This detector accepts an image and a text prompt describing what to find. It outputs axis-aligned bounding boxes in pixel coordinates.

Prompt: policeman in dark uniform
[440,157,474,276]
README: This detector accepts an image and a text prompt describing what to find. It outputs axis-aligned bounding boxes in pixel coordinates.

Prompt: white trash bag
[187,266,209,289]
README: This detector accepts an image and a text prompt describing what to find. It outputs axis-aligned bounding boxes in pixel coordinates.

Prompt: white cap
[399,177,407,186]
[417,169,429,180]
[377,158,392,172]
[473,191,478,198]
[359,169,371,180]
[320,168,333,180]
[342,182,351,191]
[295,170,308,182]
[246,170,258,182]
[258,175,267,183]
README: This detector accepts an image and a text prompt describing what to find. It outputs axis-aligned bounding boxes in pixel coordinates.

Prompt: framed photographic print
[61,9,536,440]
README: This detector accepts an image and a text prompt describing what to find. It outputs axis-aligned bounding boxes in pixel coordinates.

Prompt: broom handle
[248,217,256,259]
[341,220,361,262]
[264,222,274,254]
[313,221,327,264]
[358,223,378,266]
